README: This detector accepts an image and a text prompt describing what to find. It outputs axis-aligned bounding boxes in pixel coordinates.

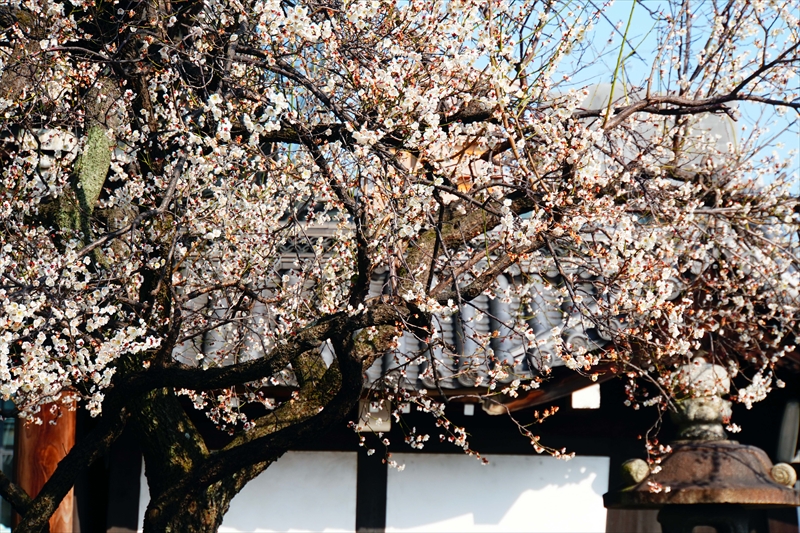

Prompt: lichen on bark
[56,125,112,246]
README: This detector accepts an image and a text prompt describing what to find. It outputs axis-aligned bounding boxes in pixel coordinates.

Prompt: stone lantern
[604,357,800,533]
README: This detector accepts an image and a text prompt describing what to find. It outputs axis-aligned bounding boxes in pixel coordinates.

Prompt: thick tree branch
[142,320,398,530]
[117,300,408,395]
[400,194,536,298]
[433,242,540,304]
[0,470,32,518]
[16,406,128,533]
[192,324,395,485]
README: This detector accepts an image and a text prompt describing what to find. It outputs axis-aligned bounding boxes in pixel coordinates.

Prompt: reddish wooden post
[14,403,76,532]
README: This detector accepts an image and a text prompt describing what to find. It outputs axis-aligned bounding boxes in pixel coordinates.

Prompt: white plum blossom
[0,0,799,526]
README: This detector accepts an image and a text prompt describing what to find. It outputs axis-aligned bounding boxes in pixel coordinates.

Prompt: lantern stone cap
[604,441,800,510]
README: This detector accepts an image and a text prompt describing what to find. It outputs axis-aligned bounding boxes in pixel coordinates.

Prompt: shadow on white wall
[137,451,609,532]
[385,453,609,532]
[138,451,358,533]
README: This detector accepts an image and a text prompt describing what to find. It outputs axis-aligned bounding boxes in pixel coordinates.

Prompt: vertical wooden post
[355,448,387,533]
[14,403,76,532]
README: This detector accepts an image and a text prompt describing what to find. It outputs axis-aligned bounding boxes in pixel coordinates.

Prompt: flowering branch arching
[0,0,798,530]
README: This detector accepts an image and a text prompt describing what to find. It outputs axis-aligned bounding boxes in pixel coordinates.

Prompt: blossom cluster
[0,0,797,441]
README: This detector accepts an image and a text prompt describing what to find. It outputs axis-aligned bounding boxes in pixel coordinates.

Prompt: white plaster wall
[385,453,609,533]
[137,451,358,532]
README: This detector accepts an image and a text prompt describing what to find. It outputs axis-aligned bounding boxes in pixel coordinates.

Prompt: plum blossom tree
[0,0,798,530]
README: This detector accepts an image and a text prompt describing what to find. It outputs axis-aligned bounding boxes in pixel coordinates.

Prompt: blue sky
[554,0,799,188]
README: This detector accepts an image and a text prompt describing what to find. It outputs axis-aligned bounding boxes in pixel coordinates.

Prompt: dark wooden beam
[105,426,143,533]
[355,448,387,533]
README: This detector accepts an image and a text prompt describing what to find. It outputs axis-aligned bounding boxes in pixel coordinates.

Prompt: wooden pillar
[14,403,76,532]
[355,447,387,533]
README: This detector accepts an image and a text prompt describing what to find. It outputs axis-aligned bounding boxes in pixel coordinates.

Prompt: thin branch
[77,156,186,258]
[430,241,504,298]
